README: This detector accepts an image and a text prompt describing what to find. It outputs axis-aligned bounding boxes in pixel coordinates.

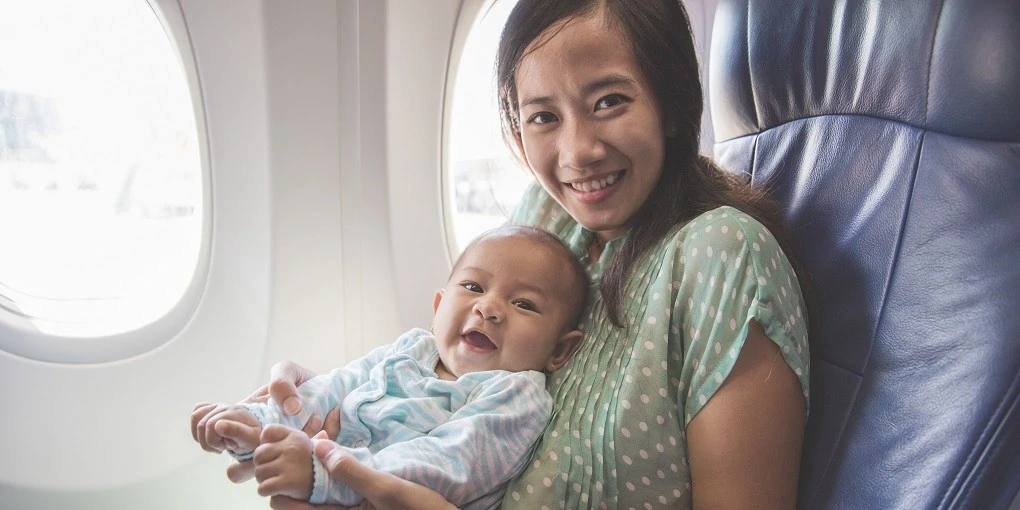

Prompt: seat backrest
[708,0,1020,508]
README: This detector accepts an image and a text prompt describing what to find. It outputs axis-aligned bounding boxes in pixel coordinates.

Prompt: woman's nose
[558,120,606,170]
[474,299,503,323]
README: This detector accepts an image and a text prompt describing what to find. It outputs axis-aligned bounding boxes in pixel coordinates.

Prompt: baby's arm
[244,331,421,432]
[310,373,552,507]
[243,331,423,502]
[190,403,262,457]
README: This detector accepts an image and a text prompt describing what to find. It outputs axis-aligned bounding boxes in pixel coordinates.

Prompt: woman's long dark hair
[496,0,816,335]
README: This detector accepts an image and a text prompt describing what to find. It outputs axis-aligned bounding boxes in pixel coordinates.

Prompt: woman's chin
[572,214,631,240]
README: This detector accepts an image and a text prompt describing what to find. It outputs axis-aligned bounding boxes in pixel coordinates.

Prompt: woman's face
[515,12,666,243]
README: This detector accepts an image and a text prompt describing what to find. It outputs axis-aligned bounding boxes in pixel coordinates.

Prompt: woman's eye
[526,111,558,125]
[594,94,628,111]
[461,282,482,293]
[513,300,537,312]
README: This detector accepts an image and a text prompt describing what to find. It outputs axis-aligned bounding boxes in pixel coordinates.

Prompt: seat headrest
[709,0,1020,143]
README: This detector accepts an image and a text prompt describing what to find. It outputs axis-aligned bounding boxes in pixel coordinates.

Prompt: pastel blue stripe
[246,328,551,509]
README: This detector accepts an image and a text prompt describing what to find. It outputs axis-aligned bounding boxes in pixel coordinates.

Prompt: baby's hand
[252,424,315,500]
[191,403,262,455]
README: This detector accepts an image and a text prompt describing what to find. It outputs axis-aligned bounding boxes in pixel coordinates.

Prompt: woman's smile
[565,170,626,201]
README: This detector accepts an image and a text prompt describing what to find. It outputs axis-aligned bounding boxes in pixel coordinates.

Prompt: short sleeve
[673,208,810,424]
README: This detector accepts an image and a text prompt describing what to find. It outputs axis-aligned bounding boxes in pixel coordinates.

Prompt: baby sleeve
[310,371,551,508]
[241,330,427,438]
[673,208,810,425]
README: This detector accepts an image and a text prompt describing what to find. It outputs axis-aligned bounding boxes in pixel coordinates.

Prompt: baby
[191,225,589,509]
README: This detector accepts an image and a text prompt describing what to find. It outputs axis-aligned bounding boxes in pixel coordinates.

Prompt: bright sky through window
[447,0,532,254]
[0,0,203,337]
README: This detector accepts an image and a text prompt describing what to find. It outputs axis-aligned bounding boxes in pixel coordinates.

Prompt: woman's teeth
[571,171,621,192]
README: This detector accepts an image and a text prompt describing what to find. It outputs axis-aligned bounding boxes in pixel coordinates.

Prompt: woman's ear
[545,330,583,373]
[664,115,679,138]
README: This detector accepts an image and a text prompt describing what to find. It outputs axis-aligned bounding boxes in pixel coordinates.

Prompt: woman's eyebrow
[519,94,553,109]
[519,73,637,110]
[582,74,636,96]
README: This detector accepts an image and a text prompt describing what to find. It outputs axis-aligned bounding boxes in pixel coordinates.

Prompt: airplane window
[0,0,203,339]
[445,0,532,255]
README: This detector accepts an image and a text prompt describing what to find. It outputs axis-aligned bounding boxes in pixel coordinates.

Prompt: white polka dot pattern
[505,183,810,509]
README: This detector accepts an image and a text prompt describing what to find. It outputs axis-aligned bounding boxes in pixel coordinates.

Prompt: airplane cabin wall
[0,0,717,508]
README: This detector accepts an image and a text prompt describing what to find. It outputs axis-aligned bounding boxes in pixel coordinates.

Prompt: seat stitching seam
[714,112,1020,145]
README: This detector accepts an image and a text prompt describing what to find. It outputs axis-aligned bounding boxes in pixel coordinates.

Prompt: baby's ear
[545,329,583,373]
[432,289,444,315]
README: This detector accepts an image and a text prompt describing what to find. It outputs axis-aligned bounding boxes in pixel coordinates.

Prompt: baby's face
[432,234,579,377]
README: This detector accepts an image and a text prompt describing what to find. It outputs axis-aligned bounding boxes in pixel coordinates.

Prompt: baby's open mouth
[462,331,496,350]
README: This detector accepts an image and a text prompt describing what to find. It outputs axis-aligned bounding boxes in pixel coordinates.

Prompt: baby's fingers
[195,405,230,452]
[257,469,310,500]
[190,403,217,443]
[214,419,260,454]
[252,440,283,466]
[198,405,237,452]
[257,474,286,497]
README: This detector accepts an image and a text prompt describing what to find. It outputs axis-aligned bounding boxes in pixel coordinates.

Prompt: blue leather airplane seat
[708,0,1020,508]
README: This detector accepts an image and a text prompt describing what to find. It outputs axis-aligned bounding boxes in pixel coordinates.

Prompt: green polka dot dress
[501,183,810,510]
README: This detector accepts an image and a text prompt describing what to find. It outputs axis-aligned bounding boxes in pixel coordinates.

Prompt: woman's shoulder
[683,206,770,239]
[666,207,811,421]
[654,205,801,307]
[659,206,778,261]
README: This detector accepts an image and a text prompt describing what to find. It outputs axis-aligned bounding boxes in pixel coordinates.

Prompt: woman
[246,0,813,508]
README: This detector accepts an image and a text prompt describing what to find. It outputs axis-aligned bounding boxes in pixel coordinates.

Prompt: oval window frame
[441,0,533,262]
[0,0,212,364]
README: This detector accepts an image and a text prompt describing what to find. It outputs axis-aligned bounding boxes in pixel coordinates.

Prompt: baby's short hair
[453,225,590,328]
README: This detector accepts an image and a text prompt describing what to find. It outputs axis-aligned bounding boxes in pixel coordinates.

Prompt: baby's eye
[527,111,558,125]
[594,94,629,111]
[461,282,483,293]
[513,299,537,312]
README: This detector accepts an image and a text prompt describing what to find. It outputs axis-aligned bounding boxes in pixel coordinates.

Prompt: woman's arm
[686,320,806,510]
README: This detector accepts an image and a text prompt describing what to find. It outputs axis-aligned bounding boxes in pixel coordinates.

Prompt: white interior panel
[0,0,719,507]
[386,0,462,333]
[0,0,272,506]
[0,0,273,491]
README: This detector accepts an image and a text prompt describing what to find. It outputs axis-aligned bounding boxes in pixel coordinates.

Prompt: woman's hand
[266,432,457,510]
[264,361,319,417]
[225,361,341,483]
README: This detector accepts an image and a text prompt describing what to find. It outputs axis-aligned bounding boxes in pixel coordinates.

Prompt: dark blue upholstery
[709,0,1020,508]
